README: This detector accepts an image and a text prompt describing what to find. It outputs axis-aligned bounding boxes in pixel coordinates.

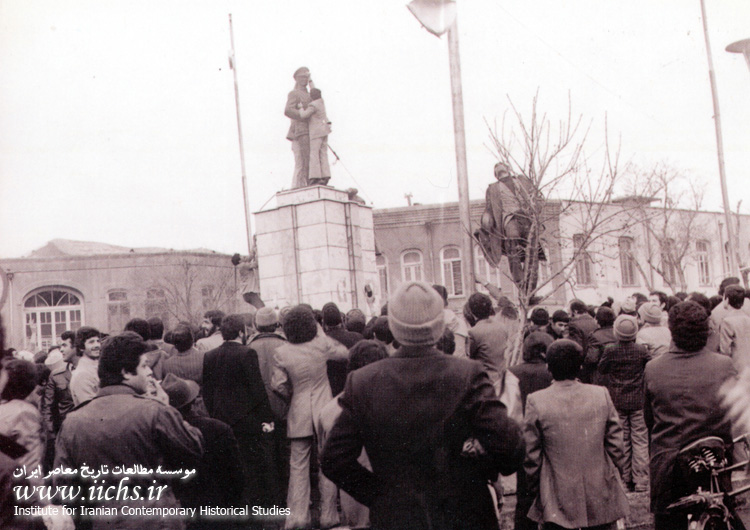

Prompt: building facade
[3,199,749,352]
[372,198,750,310]
[0,240,243,352]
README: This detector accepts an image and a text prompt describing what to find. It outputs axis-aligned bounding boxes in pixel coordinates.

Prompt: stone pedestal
[254,186,379,312]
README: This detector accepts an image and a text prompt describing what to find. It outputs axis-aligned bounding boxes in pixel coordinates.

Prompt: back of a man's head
[322,302,343,327]
[546,339,583,380]
[345,309,366,334]
[725,285,745,310]
[171,325,194,353]
[204,310,225,330]
[468,293,494,321]
[595,306,616,328]
[432,284,449,307]
[669,301,709,352]
[719,277,741,297]
[124,318,150,341]
[147,317,165,341]
[1,359,39,401]
[686,292,712,315]
[569,299,587,316]
[529,307,549,327]
[220,314,246,341]
[283,305,318,344]
[98,332,147,388]
[372,316,395,344]
[347,340,388,373]
[523,331,553,363]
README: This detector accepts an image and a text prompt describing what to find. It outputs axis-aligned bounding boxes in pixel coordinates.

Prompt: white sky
[2,0,750,258]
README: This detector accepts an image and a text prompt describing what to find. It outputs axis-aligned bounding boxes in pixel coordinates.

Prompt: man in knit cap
[524,307,549,337]
[322,281,523,530]
[599,314,650,492]
[546,309,570,340]
[637,301,671,360]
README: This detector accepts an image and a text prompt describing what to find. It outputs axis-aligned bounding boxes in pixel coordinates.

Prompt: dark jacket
[322,347,524,530]
[41,364,75,436]
[588,327,616,385]
[509,362,553,414]
[644,348,735,513]
[599,341,649,412]
[569,313,599,383]
[202,341,273,435]
[248,332,289,421]
[173,413,244,527]
[325,327,364,395]
[54,385,203,529]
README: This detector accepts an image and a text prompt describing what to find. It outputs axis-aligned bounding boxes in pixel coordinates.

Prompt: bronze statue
[475,162,546,289]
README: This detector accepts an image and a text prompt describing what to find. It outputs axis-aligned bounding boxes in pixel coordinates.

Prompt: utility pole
[446,20,476,293]
[699,0,739,277]
[407,0,475,293]
[228,14,254,256]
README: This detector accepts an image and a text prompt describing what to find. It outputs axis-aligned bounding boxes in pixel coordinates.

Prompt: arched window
[107,290,130,333]
[401,250,424,282]
[440,246,464,297]
[376,254,389,298]
[696,240,711,286]
[619,237,638,287]
[24,287,83,351]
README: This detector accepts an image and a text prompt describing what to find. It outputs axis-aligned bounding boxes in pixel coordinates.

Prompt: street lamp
[726,38,750,75]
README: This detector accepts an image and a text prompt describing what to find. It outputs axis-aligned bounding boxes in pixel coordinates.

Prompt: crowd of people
[0,275,750,530]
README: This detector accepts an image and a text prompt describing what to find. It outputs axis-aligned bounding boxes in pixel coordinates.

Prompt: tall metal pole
[699,0,739,277]
[446,20,476,293]
[228,14,254,256]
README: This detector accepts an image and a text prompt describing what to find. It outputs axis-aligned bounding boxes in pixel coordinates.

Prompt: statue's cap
[293,67,310,78]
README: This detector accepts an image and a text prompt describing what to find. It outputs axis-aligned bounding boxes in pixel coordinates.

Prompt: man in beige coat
[524,339,629,530]
[271,305,348,530]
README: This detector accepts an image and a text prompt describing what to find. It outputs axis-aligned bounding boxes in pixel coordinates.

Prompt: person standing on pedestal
[285,67,312,189]
[299,87,332,186]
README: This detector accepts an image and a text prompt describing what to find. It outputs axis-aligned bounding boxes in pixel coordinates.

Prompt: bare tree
[479,94,646,365]
[621,163,707,293]
[137,259,240,327]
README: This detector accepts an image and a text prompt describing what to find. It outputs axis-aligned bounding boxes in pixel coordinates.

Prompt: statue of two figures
[475,162,547,293]
[284,67,333,189]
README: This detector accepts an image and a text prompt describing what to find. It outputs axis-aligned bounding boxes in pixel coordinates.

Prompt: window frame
[573,234,594,286]
[440,246,464,297]
[23,287,84,351]
[619,236,639,287]
[696,240,711,286]
[400,249,424,283]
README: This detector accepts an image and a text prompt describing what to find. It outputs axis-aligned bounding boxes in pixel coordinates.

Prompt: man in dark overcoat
[644,301,736,530]
[202,314,275,509]
[321,281,524,530]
